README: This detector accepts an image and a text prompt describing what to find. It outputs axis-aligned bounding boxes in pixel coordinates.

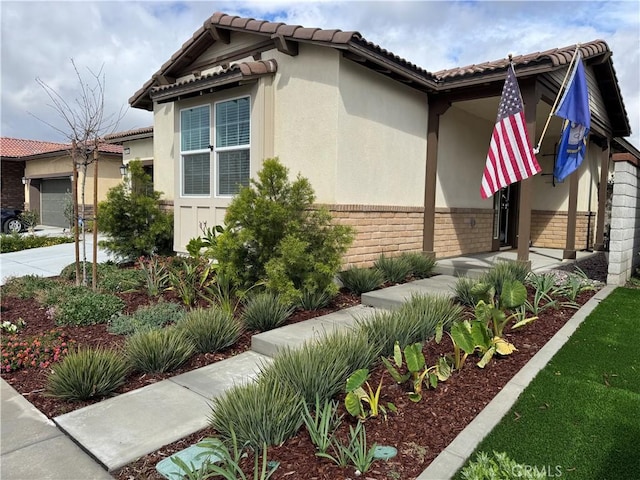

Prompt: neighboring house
[0,137,123,228]
[104,126,160,192]
[129,11,633,266]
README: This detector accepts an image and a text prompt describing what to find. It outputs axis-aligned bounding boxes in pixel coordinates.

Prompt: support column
[594,139,610,250]
[422,97,450,258]
[516,79,539,267]
[563,171,578,259]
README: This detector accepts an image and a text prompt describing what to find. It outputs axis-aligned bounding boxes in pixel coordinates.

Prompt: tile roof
[130,11,437,109]
[0,137,69,158]
[104,126,154,142]
[150,59,278,103]
[434,40,610,81]
[0,137,122,158]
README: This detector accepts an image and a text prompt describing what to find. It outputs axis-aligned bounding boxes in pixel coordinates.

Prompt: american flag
[480,64,541,199]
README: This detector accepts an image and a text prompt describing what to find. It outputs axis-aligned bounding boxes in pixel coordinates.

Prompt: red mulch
[0,271,600,480]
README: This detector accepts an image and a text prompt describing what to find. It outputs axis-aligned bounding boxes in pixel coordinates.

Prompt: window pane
[218,149,249,196]
[216,97,250,148]
[183,153,210,195]
[181,106,210,152]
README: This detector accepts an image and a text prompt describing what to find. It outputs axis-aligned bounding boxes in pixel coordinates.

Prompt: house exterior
[0,137,123,227]
[129,12,632,266]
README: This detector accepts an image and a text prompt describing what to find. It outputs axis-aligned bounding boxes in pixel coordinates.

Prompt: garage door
[41,178,72,228]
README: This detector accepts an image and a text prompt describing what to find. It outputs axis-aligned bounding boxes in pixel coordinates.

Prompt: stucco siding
[436,106,494,209]
[270,45,339,203]
[153,102,176,201]
[335,58,428,206]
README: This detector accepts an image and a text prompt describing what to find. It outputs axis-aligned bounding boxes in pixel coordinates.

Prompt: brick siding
[1,161,25,209]
[325,204,424,268]
[433,208,494,258]
[531,210,595,250]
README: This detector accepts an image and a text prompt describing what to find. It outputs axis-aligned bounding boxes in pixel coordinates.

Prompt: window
[181,105,210,196]
[215,97,250,196]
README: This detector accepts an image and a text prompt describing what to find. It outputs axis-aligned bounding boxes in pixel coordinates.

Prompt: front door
[492,184,519,249]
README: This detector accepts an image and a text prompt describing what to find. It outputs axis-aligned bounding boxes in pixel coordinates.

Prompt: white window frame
[214,95,251,197]
[180,104,211,198]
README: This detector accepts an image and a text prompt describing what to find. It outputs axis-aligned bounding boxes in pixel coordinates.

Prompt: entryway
[492,184,519,249]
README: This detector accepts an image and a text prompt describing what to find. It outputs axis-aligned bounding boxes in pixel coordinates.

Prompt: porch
[434,247,605,279]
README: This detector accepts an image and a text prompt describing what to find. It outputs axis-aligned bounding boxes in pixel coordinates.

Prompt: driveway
[0,227,115,285]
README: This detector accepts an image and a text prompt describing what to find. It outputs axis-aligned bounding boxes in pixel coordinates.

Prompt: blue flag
[553,52,590,182]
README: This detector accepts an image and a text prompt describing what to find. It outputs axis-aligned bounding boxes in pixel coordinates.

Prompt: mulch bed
[1,252,608,479]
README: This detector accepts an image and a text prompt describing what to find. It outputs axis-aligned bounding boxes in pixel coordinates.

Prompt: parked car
[1,208,24,234]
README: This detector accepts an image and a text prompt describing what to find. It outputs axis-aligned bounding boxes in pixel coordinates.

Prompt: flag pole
[533,45,581,154]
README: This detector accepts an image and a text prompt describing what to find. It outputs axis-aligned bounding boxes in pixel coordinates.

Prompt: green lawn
[456,287,640,480]
[0,234,74,253]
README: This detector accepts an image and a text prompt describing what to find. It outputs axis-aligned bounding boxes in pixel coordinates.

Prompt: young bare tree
[34,59,125,288]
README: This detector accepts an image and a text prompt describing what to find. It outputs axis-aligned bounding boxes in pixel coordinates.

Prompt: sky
[1,0,639,149]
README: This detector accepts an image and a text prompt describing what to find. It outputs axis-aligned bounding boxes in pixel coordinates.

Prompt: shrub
[46,347,130,401]
[481,261,529,296]
[98,160,173,261]
[241,292,294,332]
[108,301,184,335]
[1,275,59,299]
[460,451,546,480]
[374,253,413,284]
[1,330,74,373]
[60,261,144,292]
[209,375,304,449]
[298,287,333,310]
[453,276,480,307]
[178,307,243,353]
[339,267,384,295]
[55,291,125,326]
[214,158,354,303]
[262,329,380,406]
[400,252,437,279]
[0,234,73,253]
[357,294,462,356]
[126,327,195,373]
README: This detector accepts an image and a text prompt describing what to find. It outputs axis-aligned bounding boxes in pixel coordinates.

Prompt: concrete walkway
[0,250,607,479]
[0,226,114,285]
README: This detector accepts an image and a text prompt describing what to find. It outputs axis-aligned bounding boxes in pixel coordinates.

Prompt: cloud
[1,0,638,148]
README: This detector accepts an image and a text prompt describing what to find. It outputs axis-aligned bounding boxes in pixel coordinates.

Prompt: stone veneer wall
[326,205,424,267]
[607,155,640,285]
[433,208,494,258]
[531,210,595,250]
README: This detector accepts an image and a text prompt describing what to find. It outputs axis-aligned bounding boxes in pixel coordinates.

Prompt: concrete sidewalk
[0,250,607,479]
[0,226,114,285]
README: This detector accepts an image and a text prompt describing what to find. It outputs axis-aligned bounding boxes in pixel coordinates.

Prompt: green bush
[339,267,384,295]
[357,294,462,356]
[241,292,294,332]
[481,261,530,296]
[0,234,73,253]
[209,375,304,449]
[374,253,413,284]
[460,451,546,480]
[108,301,184,335]
[46,347,129,401]
[454,276,480,307]
[262,329,380,406]
[54,291,125,326]
[126,327,195,373]
[178,307,242,353]
[214,158,353,304]
[1,275,59,299]
[400,252,437,279]
[298,287,333,310]
[59,261,143,292]
[98,160,173,261]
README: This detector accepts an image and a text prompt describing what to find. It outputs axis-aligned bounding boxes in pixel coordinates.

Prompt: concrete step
[251,305,376,357]
[361,275,458,310]
[54,351,270,472]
